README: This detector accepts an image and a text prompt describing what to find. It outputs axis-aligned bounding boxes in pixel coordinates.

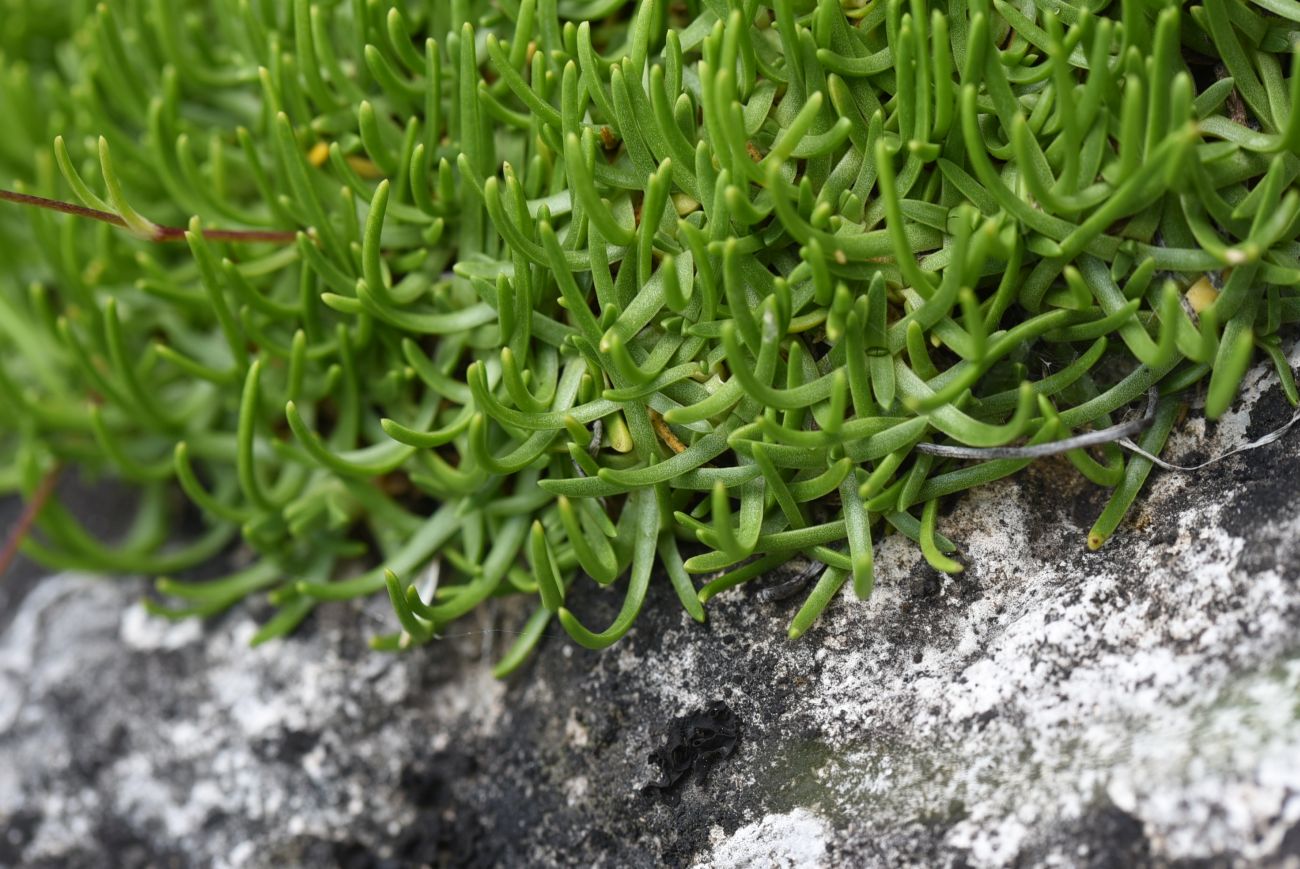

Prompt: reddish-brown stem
[0,188,298,244]
[0,465,61,578]
[0,188,127,226]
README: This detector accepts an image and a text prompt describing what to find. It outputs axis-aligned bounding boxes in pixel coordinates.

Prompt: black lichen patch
[1244,383,1297,441]
[1014,800,1151,868]
[253,726,319,766]
[1213,385,1300,543]
[92,813,187,869]
[642,701,740,798]
[399,750,477,808]
[1279,817,1300,857]
[0,809,41,867]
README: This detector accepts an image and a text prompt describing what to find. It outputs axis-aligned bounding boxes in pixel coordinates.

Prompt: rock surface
[3,355,1300,869]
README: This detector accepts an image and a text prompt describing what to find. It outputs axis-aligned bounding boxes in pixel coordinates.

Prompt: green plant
[1,0,1297,673]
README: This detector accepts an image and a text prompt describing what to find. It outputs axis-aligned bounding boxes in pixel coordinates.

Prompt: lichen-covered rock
[2,357,1299,868]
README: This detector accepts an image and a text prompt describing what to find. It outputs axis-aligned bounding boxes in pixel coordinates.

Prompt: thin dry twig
[1120,406,1300,470]
[914,388,1160,460]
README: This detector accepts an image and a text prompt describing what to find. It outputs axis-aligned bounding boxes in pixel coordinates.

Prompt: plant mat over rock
[1,0,1299,671]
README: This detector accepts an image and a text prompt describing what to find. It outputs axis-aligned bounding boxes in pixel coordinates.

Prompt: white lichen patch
[119,601,201,651]
[699,808,830,868]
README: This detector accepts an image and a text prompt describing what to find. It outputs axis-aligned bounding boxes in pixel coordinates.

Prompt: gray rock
[2,356,1299,869]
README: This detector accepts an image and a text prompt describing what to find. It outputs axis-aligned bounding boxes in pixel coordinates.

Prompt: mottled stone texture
[2,358,1300,869]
